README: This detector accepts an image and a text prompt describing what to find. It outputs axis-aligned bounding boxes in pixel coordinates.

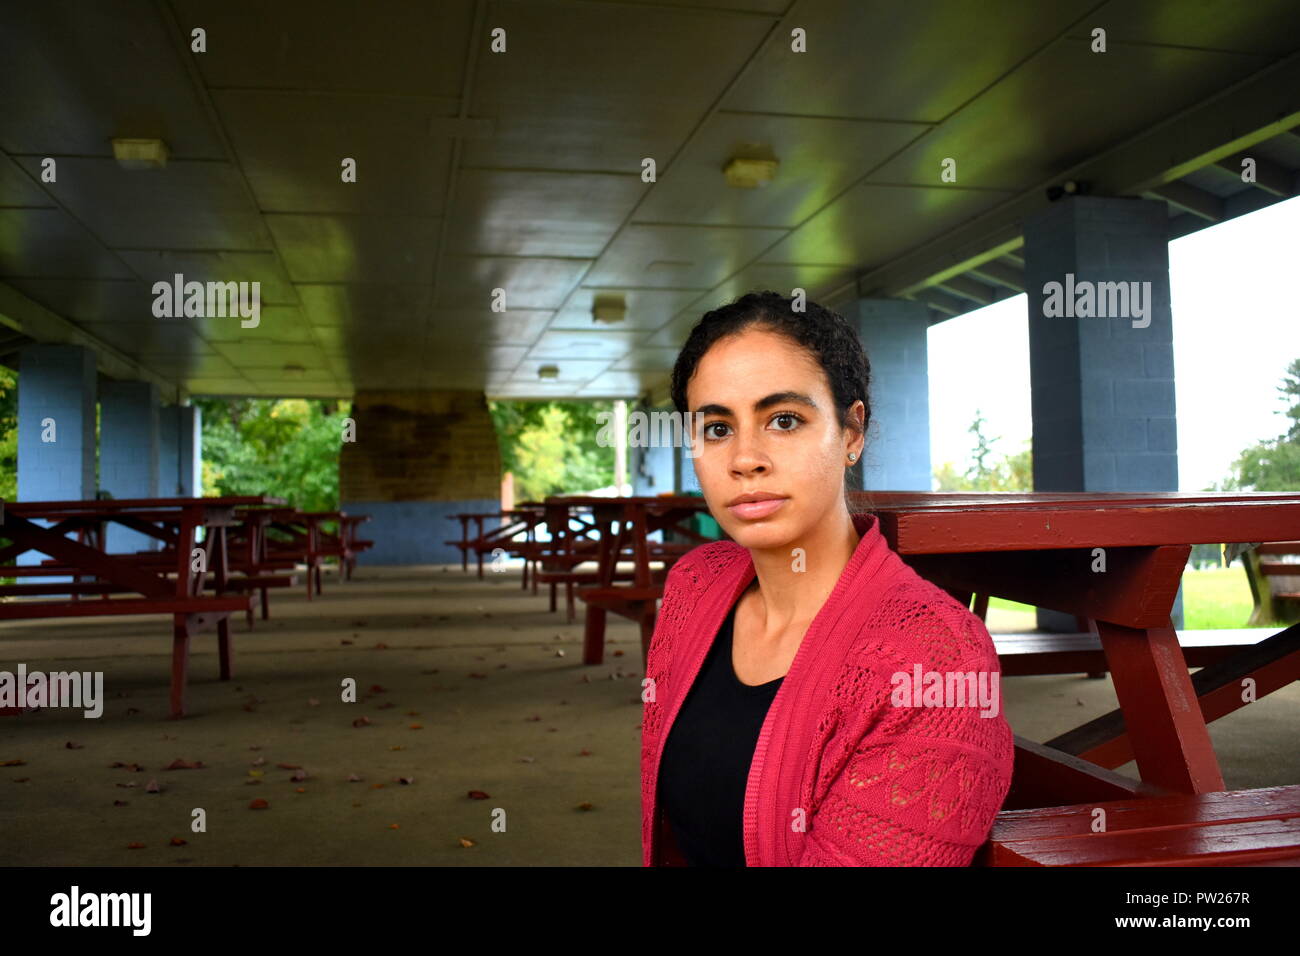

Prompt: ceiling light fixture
[537,364,559,380]
[592,293,626,325]
[111,137,170,169]
[282,363,306,379]
[722,143,779,188]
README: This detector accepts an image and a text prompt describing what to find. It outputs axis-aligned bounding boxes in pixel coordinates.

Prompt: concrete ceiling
[0,0,1298,402]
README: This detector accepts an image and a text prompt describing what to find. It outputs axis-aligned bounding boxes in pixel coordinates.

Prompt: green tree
[196,397,351,511]
[488,399,614,501]
[0,367,16,500]
[934,411,1032,492]
[1224,358,1300,491]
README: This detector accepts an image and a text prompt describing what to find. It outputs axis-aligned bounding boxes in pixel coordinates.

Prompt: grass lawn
[985,564,1258,630]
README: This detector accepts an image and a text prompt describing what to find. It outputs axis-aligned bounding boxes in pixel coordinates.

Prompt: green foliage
[933,410,1033,491]
[197,397,350,511]
[0,367,16,500]
[1222,358,1300,491]
[488,399,614,501]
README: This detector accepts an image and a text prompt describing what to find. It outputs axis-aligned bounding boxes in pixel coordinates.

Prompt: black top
[657,598,784,867]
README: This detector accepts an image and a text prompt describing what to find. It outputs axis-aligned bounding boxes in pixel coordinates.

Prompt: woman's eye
[772,413,800,430]
[704,422,729,440]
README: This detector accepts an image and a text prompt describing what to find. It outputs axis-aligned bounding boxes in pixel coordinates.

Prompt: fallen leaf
[127,842,146,849]
[145,779,160,793]
[578,749,592,757]
[124,708,140,716]
[249,745,262,751]
[290,770,307,782]
[613,650,625,657]
[388,823,400,829]
[13,777,30,783]
[405,711,420,716]
[308,698,320,707]
[467,790,490,800]
[388,745,403,751]
[248,769,264,778]
[0,759,25,767]
[408,724,423,730]
[276,762,301,770]
[374,643,388,650]
[369,685,386,694]
[295,787,306,794]
[347,774,362,783]
[554,649,565,658]
[517,756,535,763]
[115,782,137,789]
[396,777,414,785]
[250,757,266,767]
[112,800,128,807]
[164,758,206,770]
[352,717,371,728]
[377,702,395,710]
[245,779,261,786]
[371,783,386,789]
[341,639,353,646]
[249,798,270,810]
[65,741,84,750]
[576,802,595,811]
[525,715,541,722]
[169,837,187,847]
[459,837,476,848]
[468,673,486,679]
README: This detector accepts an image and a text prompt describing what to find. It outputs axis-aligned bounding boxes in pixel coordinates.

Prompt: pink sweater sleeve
[792,600,1015,866]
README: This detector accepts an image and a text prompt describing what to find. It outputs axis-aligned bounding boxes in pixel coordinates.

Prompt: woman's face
[684,326,863,550]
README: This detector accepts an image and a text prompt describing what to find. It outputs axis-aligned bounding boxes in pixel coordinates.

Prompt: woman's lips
[727,497,788,520]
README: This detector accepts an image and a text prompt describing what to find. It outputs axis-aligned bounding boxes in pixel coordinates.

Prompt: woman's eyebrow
[757,391,819,411]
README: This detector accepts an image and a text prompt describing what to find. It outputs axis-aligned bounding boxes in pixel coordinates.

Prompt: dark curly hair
[669,290,873,501]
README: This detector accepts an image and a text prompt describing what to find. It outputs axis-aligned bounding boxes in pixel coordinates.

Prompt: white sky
[926,195,1300,491]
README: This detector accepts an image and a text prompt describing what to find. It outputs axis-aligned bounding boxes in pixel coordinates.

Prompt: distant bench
[1240,539,1300,626]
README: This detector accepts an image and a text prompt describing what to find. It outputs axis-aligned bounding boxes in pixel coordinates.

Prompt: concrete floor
[2,562,1297,866]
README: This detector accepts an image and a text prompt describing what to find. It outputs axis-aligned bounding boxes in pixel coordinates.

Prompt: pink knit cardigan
[641,510,1015,866]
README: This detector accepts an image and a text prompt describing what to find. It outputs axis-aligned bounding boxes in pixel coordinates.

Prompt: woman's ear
[847,400,866,443]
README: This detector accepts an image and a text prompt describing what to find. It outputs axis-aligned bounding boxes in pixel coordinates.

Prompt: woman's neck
[744,504,861,636]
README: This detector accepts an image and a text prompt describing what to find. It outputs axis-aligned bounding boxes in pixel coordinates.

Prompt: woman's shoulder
[843,565,1001,672]
[662,539,748,598]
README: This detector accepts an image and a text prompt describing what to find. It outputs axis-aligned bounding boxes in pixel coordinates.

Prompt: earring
[847,452,857,463]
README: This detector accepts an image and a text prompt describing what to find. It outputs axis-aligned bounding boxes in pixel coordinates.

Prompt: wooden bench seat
[975,785,1300,866]
[993,628,1276,676]
[1241,541,1300,625]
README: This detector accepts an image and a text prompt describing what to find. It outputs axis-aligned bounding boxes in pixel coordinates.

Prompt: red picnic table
[0,495,282,717]
[551,494,719,665]
[852,490,1300,810]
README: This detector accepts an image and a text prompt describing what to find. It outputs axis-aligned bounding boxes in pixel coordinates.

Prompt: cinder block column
[17,344,97,502]
[100,380,161,552]
[158,404,202,497]
[851,298,932,491]
[1024,195,1183,629]
[339,390,502,565]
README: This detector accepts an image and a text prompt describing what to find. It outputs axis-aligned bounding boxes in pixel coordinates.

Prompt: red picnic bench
[975,784,1300,866]
[0,495,282,718]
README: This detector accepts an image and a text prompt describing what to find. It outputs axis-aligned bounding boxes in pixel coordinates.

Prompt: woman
[641,291,1014,867]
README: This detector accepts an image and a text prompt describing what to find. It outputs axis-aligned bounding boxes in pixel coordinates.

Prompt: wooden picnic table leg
[1095,619,1225,793]
[458,516,470,572]
[582,508,624,665]
[214,526,234,682]
[170,613,190,719]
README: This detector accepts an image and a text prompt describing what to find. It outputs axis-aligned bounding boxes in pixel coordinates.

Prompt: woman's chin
[723,518,797,551]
